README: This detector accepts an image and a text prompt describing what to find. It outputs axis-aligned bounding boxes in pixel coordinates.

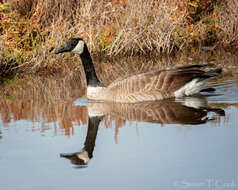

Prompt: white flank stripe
[174,79,205,97]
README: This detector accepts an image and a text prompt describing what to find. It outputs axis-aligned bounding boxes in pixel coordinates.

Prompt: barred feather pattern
[87,65,221,103]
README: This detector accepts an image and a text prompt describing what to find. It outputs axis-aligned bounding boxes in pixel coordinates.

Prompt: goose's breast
[87,86,112,101]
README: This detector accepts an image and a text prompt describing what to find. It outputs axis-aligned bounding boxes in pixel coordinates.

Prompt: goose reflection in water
[60,96,225,167]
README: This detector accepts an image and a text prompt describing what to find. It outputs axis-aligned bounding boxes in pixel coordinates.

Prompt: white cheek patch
[72,40,84,54]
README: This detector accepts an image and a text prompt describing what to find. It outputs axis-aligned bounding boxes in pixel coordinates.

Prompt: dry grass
[1,0,238,74]
[216,0,238,47]
[26,0,186,70]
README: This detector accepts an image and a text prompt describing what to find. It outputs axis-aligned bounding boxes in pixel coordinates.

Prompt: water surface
[0,57,238,190]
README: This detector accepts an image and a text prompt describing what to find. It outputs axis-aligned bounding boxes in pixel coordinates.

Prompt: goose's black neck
[80,45,104,87]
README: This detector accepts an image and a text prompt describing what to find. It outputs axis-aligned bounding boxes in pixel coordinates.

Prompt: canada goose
[55,38,222,103]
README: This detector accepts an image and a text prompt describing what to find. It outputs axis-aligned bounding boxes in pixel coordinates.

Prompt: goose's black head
[55,37,85,55]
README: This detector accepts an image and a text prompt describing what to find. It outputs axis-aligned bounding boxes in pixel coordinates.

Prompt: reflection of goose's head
[55,38,222,103]
[60,149,89,166]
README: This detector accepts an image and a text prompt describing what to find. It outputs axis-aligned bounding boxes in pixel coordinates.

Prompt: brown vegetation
[0,0,238,75]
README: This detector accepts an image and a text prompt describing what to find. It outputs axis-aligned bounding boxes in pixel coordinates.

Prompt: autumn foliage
[0,0,238,74]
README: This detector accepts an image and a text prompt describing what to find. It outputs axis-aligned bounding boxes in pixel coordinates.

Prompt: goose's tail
[174,68,222,97]
[199,68,222,93]
[202,68,222,78]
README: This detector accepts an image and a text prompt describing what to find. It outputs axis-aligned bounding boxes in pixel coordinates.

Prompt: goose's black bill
[55,38,81,54]
[55,45,70,54]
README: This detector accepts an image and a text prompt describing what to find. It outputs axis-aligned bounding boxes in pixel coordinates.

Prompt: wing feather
[105,66,220,102]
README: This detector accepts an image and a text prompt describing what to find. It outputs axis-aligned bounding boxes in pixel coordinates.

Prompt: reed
[0,0,238,74]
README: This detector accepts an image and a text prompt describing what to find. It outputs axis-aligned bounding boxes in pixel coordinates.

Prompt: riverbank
[0,0,238,76]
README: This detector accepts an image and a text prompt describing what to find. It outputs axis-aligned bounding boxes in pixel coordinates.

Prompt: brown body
[87,65,221,103]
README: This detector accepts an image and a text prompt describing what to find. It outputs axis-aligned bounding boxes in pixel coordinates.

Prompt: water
[0,63,238,190]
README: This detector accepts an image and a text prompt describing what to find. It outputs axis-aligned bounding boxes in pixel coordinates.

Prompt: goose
[55,37,222,103]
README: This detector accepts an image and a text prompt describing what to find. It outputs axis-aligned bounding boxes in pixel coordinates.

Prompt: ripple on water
[207,78,238,103]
